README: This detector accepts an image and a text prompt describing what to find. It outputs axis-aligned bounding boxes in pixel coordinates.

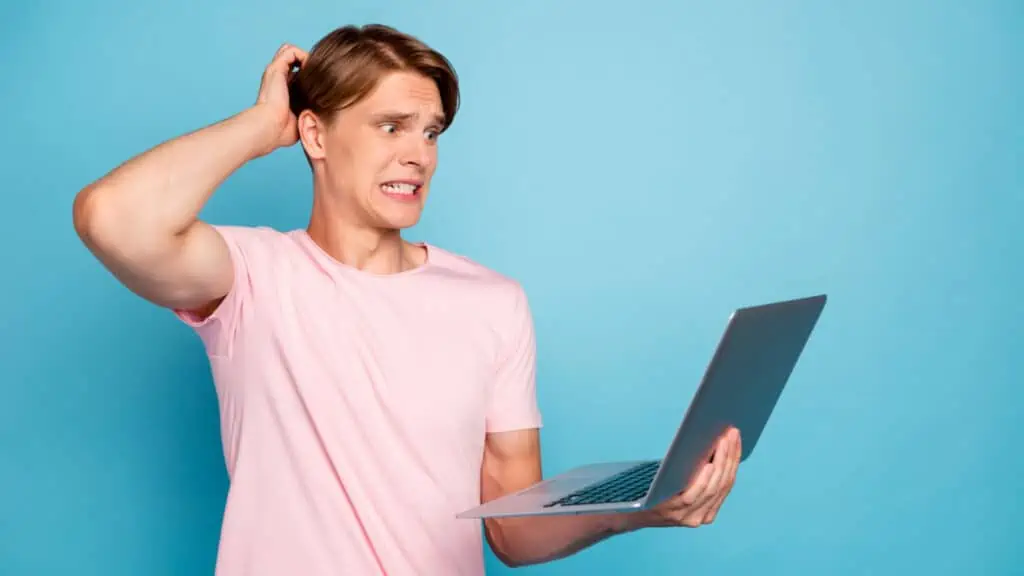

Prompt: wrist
[608,511,651,535]
[236,105,282,159]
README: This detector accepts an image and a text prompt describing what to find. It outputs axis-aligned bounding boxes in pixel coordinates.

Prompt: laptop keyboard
[543,460,661,508]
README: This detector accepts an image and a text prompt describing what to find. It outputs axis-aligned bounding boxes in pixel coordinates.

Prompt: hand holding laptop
[457,295,825,523]
[634,426,742,529]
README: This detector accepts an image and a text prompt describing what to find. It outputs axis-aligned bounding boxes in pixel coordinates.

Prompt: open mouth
[381,181,422,201]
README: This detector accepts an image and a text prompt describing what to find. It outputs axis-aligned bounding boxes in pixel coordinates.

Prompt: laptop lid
[643,294,827,507]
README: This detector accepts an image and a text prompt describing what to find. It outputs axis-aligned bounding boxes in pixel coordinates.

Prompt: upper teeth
[383,183,417,195]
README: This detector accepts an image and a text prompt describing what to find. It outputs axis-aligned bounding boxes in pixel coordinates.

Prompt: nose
[399,135,432,168]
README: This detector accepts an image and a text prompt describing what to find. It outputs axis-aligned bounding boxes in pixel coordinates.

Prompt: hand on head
[254,43,309,154]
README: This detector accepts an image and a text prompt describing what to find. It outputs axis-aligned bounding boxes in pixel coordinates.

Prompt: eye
[380,123,398,134]
[424,129,440,142]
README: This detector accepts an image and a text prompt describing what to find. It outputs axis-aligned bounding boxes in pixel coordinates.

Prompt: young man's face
[303,70,445,231]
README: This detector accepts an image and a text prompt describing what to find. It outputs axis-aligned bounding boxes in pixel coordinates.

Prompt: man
[73,24,742,575]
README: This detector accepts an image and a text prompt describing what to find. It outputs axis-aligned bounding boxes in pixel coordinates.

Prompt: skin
[72,42,743,568]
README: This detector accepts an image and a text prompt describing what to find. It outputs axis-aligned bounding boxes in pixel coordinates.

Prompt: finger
[703,464,736,522]
[687,430,733,520]
[682,482,726,526]
[704,431,741,522]
[674,427,737,513]
[703,480,732,522]
[703,465,734,521]
[282,46,308,67]
[697,432,732,508]
[678,461,714,507]
[724,427,739,466]
[679,511,705,528]
[681,429,732,506]
[274,43,305,58]
[270,45,308,73]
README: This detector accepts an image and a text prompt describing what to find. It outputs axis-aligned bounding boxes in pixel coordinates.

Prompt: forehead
[357,71,443,118]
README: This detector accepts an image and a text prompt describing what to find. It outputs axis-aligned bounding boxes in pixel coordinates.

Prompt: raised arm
[72,44,307,317]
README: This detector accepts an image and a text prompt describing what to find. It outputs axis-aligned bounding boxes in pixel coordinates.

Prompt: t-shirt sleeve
[173,225,262,358]
[486,284,544,433]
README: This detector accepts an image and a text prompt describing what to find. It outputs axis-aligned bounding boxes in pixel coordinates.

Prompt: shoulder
[425,244,533,324]
[213,224,294,250]
[427,244,528,298]
[210,225,309,267]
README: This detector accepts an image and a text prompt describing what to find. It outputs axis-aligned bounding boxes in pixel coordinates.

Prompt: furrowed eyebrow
[371,111,446,127]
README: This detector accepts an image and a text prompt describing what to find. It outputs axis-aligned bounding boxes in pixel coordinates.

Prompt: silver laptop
[456,293,827,519]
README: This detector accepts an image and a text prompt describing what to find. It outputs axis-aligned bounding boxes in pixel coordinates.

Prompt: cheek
[340,143,390,190]
[365,140,397,172]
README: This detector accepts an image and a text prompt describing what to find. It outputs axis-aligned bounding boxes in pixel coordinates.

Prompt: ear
[297,110,328,161]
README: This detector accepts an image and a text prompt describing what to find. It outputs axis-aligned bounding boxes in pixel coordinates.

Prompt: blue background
[1,1,1021,574]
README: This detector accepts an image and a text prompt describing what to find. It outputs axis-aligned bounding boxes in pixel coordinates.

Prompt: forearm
[485,511,643,567]
[73,105,274,246]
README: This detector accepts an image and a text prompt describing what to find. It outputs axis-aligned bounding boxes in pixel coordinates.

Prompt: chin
[373,206,423,230]
[385,214,422,230]
[373,188,427,230]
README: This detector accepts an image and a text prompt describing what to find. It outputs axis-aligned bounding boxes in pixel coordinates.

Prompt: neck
[306,192,426,275]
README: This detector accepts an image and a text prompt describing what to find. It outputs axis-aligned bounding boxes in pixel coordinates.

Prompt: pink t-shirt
[175,225,543,576]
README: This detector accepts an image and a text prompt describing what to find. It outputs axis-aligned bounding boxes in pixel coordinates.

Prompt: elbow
[73,184,122,260]
[498,556,529,570]
[73,182,132,248]
[72,184,110,248]
[484,521,535,569]
[492,548,529,570]
[72,184,158,258]
[491,545,526,569]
